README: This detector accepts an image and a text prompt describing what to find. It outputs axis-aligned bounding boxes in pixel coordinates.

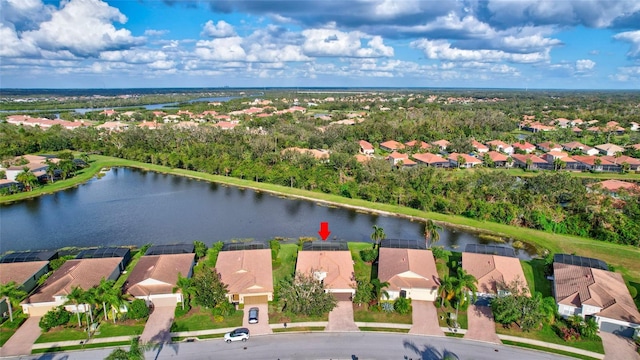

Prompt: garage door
[600,321,636,338]
[244,295,268,305]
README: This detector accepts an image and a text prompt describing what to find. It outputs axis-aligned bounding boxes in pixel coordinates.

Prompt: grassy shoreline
[2,155,639,283]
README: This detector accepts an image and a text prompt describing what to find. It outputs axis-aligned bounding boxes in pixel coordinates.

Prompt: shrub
[39,306,71,331]
[628,285,638,299]
[193,241,207,260]
[431,246,451,261]
[213,301,235,316]
[127,299,149,320]
[359,248,378,263]
[394,297,412,315]
[269,239,281,259]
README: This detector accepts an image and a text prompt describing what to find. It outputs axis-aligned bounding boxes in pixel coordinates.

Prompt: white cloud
[144,29,168,37]
[21,0,143,57]
[613,30,640,57]
[195,37,247,61]
[302,29,394,58]
[411,39,548,63]
[99,49,168,64]
[201,20,236,38]
[610,66,640,82]
[576,59,596,71]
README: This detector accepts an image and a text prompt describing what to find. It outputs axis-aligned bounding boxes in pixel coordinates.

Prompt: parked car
[224,328,250,343]
[248,307,259,324]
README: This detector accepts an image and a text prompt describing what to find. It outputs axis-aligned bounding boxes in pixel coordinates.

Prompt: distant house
[0,261,49,317]
[412,153,449,168]
[590,179,639,196]
[462,252,527,298]
[483,151,509,167]
[22,257,124,316]
[553,262,640,338]
[595,143,625,156]
[387,152,416,167]
[448,153,482,168]
[404,140,431,152]
[601,155,640,171]
[631,122,639,131]
[511,154,549,170]
[377,248,439,301]
[123,253,195,306]
[471,140,489,153]
[379,140,405,152]
[512,141,535,154]
[562,141,587,152]
[359,140,374,155]
[486,140,513,154]
[216,249,274,305]
[96,121,128,132]
[572,155,619,172]
[296,250,355,296]
[536,142,562,153]
[431,139,450,151]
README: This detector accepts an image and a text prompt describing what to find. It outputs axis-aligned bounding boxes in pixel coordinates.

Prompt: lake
[0,168,536,258]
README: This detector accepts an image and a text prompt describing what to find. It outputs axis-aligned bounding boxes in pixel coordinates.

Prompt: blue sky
[1,0,639,89]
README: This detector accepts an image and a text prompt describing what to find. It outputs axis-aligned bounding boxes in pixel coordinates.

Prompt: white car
[224,328,250,343]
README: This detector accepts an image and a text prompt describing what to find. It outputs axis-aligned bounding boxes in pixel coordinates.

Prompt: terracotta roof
[486,140,511,149]
[124,253,195,297]
[553,263,640,324]
[571,155,615,166]
[25,258,122,304]
[592,179,638,192]
[562,141,586,150]
[512,153,551,164]
[359,140,374,150]
[601,155,640,166]
[380,140,405,151]
[471,140,489,151]
[512,142,535,151]
[378,248,439,293]
[448,153,482,164]
[595,143,624,153]
[0,261,49,286]
[412,153,448,165]
[296,250,355,291]
[216,249,273,295]
[431,139,450,148]
[462,253,527,295]
[485,151,508,162]
[405,140,431,150]
[355,154,371,163]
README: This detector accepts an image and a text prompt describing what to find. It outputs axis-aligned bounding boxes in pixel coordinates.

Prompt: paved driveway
[140,301,176,344]
[0,316,42,356]
[600,332,640,360]
[464,305,501,344]
[409,300,444,336]
[243,303,272,335]
[325,293,359,332]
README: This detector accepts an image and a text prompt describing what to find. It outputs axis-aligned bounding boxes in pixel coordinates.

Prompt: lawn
[436,305,469,330]
[358,327,409,333]
[0,313,27,346]
[501,340,600,360]
[273,326,325,333]
[94,321,145,338]
[520,259,553,297]
[349,242,374,281]
[496,323,604,354]
[272,244,298,282]
[36,327,88,343]
[114,249,144,289]
[268,302,328,323]
[171,306,243,332]
[353,305,412,324]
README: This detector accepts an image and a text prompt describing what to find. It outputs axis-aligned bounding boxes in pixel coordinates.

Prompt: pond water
[0,168,536,258]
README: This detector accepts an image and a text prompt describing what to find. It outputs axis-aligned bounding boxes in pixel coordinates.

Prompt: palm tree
[173,273,193,310]
[370,278,390,304]
[44,159,57,183]
[424,219,441,249]
[370,225,386,249]
[104,287,127,324]
[95,278,116,321]
[453,268,478,320]
[15,167,38,191]
[0,281,27,322]
[82,287,97,328]
[438,275,455,308]
[65,286,85,328]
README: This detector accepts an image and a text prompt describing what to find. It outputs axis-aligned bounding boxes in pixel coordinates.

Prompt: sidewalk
[21,321,605,360]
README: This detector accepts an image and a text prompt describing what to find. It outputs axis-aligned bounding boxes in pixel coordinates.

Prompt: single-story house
[483,151,510,167]
[486,140,513,154]
[412,153,449,168]
[595,143,625,156]
[553,262,640,338]
[0,261,49,316]
[379,140,405,152]
[471,140,489,153]
[601,155,640,171]
[589,179,639,196]
[387,152,416,167]
[448,153,482,168]
[377,248,439,301]
[572,155,619,172]
[511,153,551,170]
[404,140,431,152]
[512,141,535,153]
[296,250,356,296]
[123,253,195,306]
[562,141,587,152]
[462,252,528,298]
[536,142,563,153]
[431,139,450,151]
[359,140,374,155]
[216,249,274,305]
[21,257,123,317]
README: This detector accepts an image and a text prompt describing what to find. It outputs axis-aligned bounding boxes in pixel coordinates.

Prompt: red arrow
[318,222,331,241]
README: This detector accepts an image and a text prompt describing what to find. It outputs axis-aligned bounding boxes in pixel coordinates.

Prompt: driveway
[140,300,176,344]
[0,316,42,356]
[409,300,444,336]
[325,293,359,332]
[243,303,272,335]
[464,305,501,344]
[600,332,640,360]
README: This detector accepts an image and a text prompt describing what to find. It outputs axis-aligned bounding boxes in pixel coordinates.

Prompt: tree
[370,278,390,304]
[94,278,116,322]
[128,299,149,320]
[191,267,228,309]
[65,286,85,328]
[44,159,57,183]
[424,219,441,249]
[370,225,386,249]
[438,274,455,308]
[456,155,466,168]
[15,167,38,191]
[193,240,207,260]
[453,268,477,319]
[277,272,337,316]
[173,273,193,310]
[393,297,411,314]
[58,159,76,179]
[0,281,27,322]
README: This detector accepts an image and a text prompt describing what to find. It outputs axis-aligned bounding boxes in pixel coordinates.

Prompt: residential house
[572,127,583,135]
[471,140,489,153]
[487,140,513,154]
[482,151,510,167]
[431,139,450,151]
[355,154,371,163]
[570,119,584,126]
[448,153,482,168]
[377,248,439,301]
[21,257,124,316]
[511,154,550,170]
[562,141,587,153]
[462,252,528,298]
[387,152,416,167]
[590,179,639,196]
[554,118,571,128]
[404,140,431,152]
[216,249,274,305]
[0,179,19,190]
[601,155,640,171]
[0,261,49,316]
[412,153,449,168]
[631,122,639,131]
[595,143,625,156]
[123,253,195,306]
[96,121,129,132]
[536,142,562,153]
[512,141,535,154]
[359,140,374,155]
[553,262,640,338]
[296,250,356,296]
[581,146,600,156]
[633,144,640,151]
[572,155,619,172]
[379,140,405,152]
[213,121,239,130]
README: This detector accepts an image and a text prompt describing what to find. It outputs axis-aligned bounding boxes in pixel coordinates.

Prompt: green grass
[114,250,143,289]
[272,244,298,282]
[172,333,225,341]
[501,340,600,360]
[0,312,27,346]
[353,305,412,324]
[496,324,604,354]
[36,327,88,343]
[268,302,329,323]
[171,307,243,332]
[436,305,469,330]
[31,341,131,354]
[94,321,145,338]
[348,243,374,281]
[273,327,325,333]
[521,259,553,297]
[358,327,409,333]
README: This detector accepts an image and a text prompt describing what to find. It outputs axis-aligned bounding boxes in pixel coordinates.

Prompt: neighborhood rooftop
[144,243,195,255]
[379,238,427,250]
[553,254,608,271]
[301,241,349,251]
[0,251,58,263]
[76,247,131,260]
[464,244,517,258]
[221,242,268,251]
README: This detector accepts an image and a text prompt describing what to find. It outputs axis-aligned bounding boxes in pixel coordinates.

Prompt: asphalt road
[18,332,575,360]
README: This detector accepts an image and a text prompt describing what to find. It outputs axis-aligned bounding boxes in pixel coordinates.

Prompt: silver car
[248,307,259,324]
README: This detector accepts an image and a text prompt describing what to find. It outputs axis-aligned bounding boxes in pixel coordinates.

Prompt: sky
[1,0,640,89]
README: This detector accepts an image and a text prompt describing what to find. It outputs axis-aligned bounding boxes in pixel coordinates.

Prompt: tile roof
[378,248,439,293]
[412,153,448,165]
[593,179,638,192]
[485,151,508,162]
[380,140,405,150]
[124,253,195,297]
[0,261,49,286]
[553,263,640,324]
[296,250,355,291]
[359,140,374,150]
[25,258,122,304]
[216,249,273,295]
[462,253,527,295]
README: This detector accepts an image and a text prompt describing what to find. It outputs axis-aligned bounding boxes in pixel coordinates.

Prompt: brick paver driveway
[140,299,176,344]
[463,305,501,344]
[243,303,272,335]
[325,293,359,332]
[0,316,42,356]
[409,300,444,336]
[600,332,640,360]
